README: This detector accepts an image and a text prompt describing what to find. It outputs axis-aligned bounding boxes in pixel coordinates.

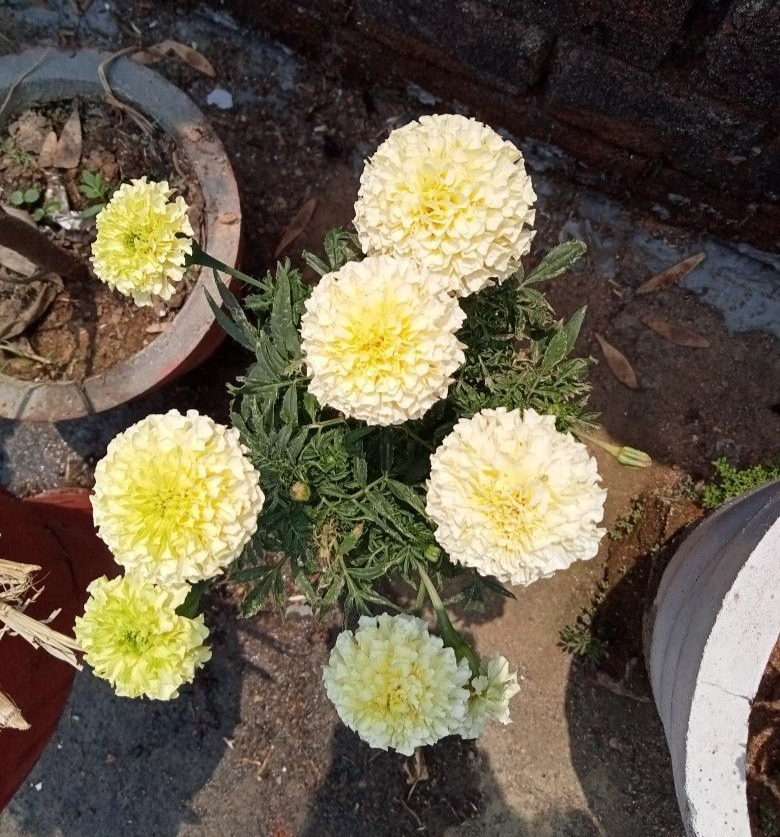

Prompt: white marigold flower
[91,177,194,306]
[426,408,606,586]
[459,654,521,739]
[322,613,471,756]
[300,255,466,425]
[92,410,264,586]
[354,113,536,297]
[74,575,211,701]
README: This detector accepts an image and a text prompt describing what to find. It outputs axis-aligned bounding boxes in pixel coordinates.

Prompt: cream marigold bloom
[92,410,264,585]
[322,613,471,756]
[300,255,466,425]
[354,114,536,297]
[426,408,606,586]
[91,177,193,306]
[459,654,521,739]
[74,575,211,700]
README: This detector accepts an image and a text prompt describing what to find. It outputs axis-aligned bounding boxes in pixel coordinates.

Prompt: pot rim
[0,47,242,421]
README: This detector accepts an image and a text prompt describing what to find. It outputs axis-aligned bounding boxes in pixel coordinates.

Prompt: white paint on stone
[648,480,780,837]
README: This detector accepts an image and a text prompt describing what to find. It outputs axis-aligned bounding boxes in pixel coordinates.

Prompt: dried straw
[0,690,29,731]
[0,603,81,670]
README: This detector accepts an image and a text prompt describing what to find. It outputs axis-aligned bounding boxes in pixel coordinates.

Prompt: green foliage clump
[214,231,594,621]
[558,579,609,662]
[701,457,780,510]
[609,498,645,541]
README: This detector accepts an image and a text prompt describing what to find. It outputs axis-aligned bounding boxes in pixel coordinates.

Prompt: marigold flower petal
[354,114,536,297]
[300,255,466,425]
[92,410,264,585]
[91,177,194,306]
[459,654,521,739]
[74,575,211,700]
[322,613,471,756]
[426,408,606,586]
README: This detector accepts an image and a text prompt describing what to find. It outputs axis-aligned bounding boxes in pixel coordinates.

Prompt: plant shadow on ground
[563,492,702,837]
[299,726,603,837]
[3,597,245,837]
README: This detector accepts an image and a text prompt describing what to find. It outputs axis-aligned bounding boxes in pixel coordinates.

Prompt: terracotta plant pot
[0,48,242,421]
[646,480,780,837]
[0,487,116,811]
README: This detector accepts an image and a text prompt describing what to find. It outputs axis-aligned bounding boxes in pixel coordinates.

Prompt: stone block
[547,43,768,196]
[478,0,694,67]
[354,0,552,91]
[704,0,780,115]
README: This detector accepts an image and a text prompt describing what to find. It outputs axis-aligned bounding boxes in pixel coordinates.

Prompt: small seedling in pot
[78,169,113,218]
[7,186,61,223]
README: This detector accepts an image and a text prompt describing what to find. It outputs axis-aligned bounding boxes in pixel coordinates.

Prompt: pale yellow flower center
[123,463,203,549]
[343,302,415,377]
[119,628,152,656]
[412,169,468,230]
[472,472,543,545]
[367,661,424,721]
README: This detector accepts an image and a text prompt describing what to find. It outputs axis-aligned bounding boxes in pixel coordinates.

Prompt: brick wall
[212,0,780,249]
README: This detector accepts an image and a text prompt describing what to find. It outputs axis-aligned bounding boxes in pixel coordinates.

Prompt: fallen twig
[97,48,153,135]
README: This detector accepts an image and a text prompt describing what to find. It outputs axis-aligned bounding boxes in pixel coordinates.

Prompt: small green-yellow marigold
[74,575,211,700]
[322,613,471,756]
[92,410,264,586]
[91,177,193,306]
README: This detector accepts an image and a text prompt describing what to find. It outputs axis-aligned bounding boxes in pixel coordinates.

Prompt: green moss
[701,458,780,510]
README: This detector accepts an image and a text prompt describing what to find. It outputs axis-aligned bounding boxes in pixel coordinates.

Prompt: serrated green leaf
[338,526,363,555]
[541,329,569,374]
[301,250,330,276]
[269,267,301,358]
[9,190,24,206]
[287,428,309,462]
[280,384,299,427]
[240,569,278,617]
[563,306,587,352]
[353,456,368,486]
[303,391,320,422]
[320,575,344,612]
[293,571,319,606]
[206,290,255,352]
[23,187,39,204]
[525,240,587,284]
[80,202,104,219]
[386,478,427,517]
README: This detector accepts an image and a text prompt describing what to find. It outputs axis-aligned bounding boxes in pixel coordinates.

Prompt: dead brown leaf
[635,252,705,295]
[38,130,58,167]
[594,332,638,389]
[641,318,710,348]
[0,272,62,340]
[274,198,317,258]
[53,106,82,169]
[1,204,36,227]
[0,243,37,276]
[133,40,216,77]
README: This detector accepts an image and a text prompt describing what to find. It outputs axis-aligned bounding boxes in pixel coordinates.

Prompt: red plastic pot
[0,487,116,811]
[0,49,242,421]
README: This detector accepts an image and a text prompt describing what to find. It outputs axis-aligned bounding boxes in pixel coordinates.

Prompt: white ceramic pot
[647,479,780,836]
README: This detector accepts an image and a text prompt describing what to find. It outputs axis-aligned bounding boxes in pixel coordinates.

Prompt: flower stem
[418,566,479,677]
[188,241,262,287]
[574,428,652,468]
[399,424,435,452]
